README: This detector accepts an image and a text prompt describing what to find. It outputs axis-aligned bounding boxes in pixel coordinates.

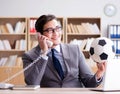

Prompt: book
[2,40,11,50]
[15,21,25,34]
[69,23,74,33]
[12,85,40,90]
[76,25,86,34]
[80,39,87,50]
[30,19,36,33]
[20,21,25,33]
[15,40,20,50]
[15,57,23,67]
[92,23,100,34]
[73,24,78,33]
[81,23,89,34]
[0,25,9,34]
[0,40,4,50]
[85,38,94,51]
[0,57,8,66]
[19,39,26,50]
[6,23,14,34]
[15,21,22,33]
[4,55,17,67]
[67,24,71,33]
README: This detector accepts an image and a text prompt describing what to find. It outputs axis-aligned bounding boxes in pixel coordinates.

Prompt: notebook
[91,59,120,92]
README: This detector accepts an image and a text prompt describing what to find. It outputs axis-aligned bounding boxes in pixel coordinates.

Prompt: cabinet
[66,17,101,58]
[0,67,25,85]
[108,24,120,59]
[0,17,27,85]
[27,17,64,50]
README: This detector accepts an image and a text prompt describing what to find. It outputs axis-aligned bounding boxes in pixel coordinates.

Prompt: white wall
[0,0,120,37]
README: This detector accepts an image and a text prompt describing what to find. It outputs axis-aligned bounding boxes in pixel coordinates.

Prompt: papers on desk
[12,85,40,90]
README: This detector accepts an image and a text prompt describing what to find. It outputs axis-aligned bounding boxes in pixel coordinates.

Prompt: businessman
[22,14,106,87]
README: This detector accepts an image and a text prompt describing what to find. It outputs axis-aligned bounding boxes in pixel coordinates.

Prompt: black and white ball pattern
[89,37,115,63]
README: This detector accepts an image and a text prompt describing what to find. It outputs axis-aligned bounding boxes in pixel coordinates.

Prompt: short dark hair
[35,14,57,34]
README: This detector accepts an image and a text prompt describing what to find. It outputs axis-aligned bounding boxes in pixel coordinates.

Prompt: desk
[0,88,120,94]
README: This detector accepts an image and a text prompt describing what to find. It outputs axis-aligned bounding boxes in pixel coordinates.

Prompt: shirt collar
[53,45,60,53]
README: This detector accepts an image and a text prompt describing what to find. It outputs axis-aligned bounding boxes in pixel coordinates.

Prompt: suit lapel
[61,44,71,78]
[39,44,72,80]
[34,45,60,79]
[47,50,61,80]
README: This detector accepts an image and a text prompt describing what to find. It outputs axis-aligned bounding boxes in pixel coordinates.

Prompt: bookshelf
[108,24,120,59]
[27,17,37,50]
[0,17,27,85]
[27,17,65,50]
[66,17,101,58]
[0,17,101,84]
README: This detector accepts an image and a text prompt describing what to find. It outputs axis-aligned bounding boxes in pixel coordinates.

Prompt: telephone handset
[36,33,53,47]
[46,40,53,47]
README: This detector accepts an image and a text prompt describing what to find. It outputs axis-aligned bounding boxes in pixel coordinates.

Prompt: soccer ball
[89,37,115,63]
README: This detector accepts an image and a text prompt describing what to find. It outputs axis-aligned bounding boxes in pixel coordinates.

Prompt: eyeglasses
[43,26,62,34]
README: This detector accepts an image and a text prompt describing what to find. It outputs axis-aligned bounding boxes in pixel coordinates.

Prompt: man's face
[43,19,63,46]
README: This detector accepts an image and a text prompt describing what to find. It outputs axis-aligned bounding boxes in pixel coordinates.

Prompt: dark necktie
[51,49,64,80]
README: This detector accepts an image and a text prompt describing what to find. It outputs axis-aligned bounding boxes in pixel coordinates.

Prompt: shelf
[0,50,25,58]
[66,17,101,58]
[67,34,101,43]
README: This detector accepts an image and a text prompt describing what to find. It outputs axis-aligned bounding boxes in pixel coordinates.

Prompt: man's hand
[96,62,107,80]
[37,33,49,54]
